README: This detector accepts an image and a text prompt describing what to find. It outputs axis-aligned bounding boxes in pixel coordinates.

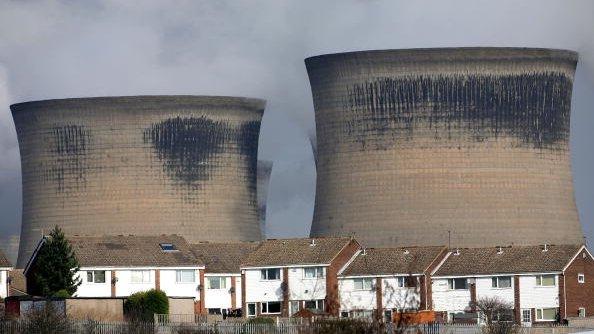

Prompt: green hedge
[124,289,169,322]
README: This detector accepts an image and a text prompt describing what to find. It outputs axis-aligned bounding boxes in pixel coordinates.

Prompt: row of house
[2,236,594,325]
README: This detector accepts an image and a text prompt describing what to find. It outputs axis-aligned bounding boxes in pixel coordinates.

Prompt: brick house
[337,246,447,321]
[431,244,594,324]
[24,235,205,302]
[240,237,361,318]
[0,249,12,298]
[190,241,259,316]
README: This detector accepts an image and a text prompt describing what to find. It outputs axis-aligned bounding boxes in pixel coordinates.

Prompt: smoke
[0,0,593,260]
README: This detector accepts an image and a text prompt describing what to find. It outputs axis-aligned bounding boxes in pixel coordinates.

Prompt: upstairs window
[260,268,281,280]
[353,278,374,290]
[448,278,468,290]
[207,277,227,289]
[492,276,512,288]
[578,273,585,284]
[130,270,152,283]
[304,267,325,279]
[536,275,556,287]
[579,307,586,318]
[86,270,106,283]
[176,270,196,283]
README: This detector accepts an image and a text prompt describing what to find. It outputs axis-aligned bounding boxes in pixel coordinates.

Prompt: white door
[521,309,532,327]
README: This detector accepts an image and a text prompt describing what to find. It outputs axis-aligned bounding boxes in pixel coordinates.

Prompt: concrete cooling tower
[305,48,583,248]
[12,96,265,267]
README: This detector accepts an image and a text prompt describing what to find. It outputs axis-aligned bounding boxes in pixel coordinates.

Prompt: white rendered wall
[382,277,420,310]
[475,277,514,305]
[431,278,471,312]
[74,270,112,297]
[235,277,242,307]
[338,278,376,312]
[115,270,156,297]
[160,269,200,299]
[288,267,326,301]
[244,269,283,303]
[0,269,9,298]
[519,275,559,309]
[204,276,232,309]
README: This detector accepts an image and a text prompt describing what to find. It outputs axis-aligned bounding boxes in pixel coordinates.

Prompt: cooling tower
[12,96,265,267]
[306,48,583,248]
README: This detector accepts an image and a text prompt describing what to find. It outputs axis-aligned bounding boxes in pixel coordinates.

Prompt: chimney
[362,248,367,256]
[310,239,316,247]
[454,248,460,256]
[542,244,549,252]
[403,249,410,255]
[497,246,503,254]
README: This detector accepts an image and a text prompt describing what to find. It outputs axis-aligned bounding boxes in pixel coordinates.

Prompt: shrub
[19,302,71,334]
[53,289,71,298]
[124,289,169,322]
[312,318,378,334]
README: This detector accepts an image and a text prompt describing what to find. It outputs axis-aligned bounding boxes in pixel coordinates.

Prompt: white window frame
[304,299,324,311]
[289,301,300,315]
[206,276,227,290]
[353,278,374,290]
[491,276,512,288]
[175,270,196,284]
[448,278,468,290]
[535,275,556,287]
[522,309,531,324]
[397,277,405,288]
[86,270,107,284]
[579,307,586,318]
[303,267,325,279]
[260,268,281,281]
[261,301,282,314]
[536,308,557,321]
[246,303,257,317]
[578,273,585,284]
[130,270,152,284]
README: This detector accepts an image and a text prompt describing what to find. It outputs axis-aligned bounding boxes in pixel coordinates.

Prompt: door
[521,309,532,327]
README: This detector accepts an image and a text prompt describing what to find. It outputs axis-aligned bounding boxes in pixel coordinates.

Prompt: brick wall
[423,248,448,310]
[514,275,521,324]
[563,248,594,318]
[326,239,361,316]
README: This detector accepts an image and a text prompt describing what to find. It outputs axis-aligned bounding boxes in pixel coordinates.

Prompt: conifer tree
[29,226,81,297]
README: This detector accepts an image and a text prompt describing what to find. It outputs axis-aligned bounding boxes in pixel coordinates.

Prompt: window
[207,277,227,289]
[260,268,281,280]
[353,278,374,290]
[130,270,151,283]
[491,276,512,288]
[208,308,221,315]
[522,309,531,324]
[304,299,324,311]
[290,301,300,315]
[536,275,556,287]
[261,301,281,314]
[579,307,586,318]
[448,278,468,290]
[351,310,373,319]
[578,273,585,284]
[304,267,325,278]
[159,243,177,252]
[536,308,557,321]
[397,277,405,287]
[384,310,393,323]
[247,303,256,317]
[176,270,196,283]
[86,271,106,283]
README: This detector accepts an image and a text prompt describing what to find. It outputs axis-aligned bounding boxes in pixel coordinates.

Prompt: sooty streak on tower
[12,96,265,267]
[305,48,583,248]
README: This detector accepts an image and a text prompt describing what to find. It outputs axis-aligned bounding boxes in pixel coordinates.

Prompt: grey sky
[1,0,593,263]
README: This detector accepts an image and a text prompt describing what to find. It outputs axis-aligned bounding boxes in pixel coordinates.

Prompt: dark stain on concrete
[345,72,572,150]
[43,124,90,193]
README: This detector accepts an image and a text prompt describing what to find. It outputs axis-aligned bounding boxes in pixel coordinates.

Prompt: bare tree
[471,296,516,334]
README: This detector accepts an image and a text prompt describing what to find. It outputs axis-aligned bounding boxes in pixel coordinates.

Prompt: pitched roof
[241,237,356,267]
[0,249,11,267]
[433,244,584,277]
[9,269,28,296]
[340,246,446,277]
[191,242,260,273]
[68,235,203,268]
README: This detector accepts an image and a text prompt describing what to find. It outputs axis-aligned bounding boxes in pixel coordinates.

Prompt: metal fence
[1,320,593,334]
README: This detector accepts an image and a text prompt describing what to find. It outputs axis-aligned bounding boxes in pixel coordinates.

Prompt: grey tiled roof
[69,235,203,268]
[433,244,583,276]
[340,246,446,276]
[0,249,11,267]
[241,237,356,267]
[191,242,260,273]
